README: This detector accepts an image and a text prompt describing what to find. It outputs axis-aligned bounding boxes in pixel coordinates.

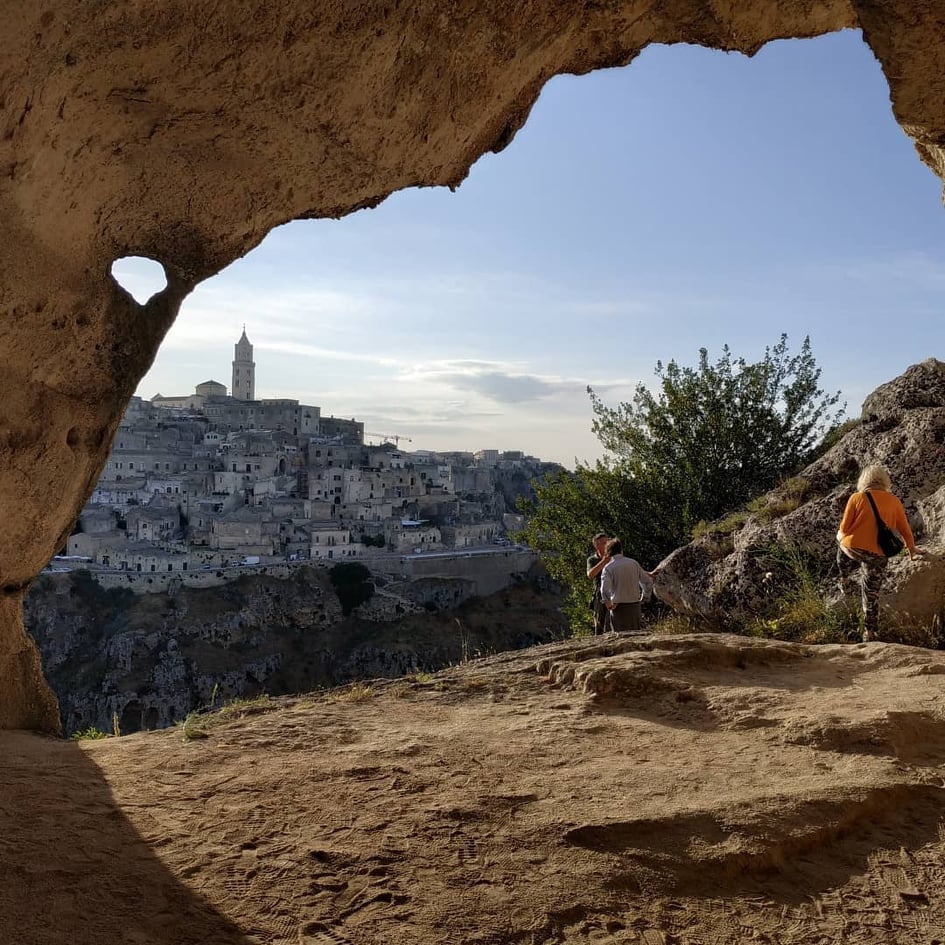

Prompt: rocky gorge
[25,564,564,735]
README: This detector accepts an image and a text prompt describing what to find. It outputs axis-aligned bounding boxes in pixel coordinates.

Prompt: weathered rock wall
[4,1,945,727]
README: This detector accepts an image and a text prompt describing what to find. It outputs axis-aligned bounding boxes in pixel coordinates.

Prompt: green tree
[518,461,676,630]
[519,335,844,630]
[588,334,843,536]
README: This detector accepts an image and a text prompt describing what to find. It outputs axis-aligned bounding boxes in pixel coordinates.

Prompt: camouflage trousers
[836,543,888,639]
[592,595,609,635]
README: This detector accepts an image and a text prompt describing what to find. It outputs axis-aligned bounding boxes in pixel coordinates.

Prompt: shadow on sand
[0,731,251,945]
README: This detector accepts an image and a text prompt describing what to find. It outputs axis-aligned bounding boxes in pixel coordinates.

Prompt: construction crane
[366,432,413,447]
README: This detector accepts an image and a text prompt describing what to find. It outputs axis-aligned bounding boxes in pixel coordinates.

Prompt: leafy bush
[71,727,110,741]
[520,336,844,633]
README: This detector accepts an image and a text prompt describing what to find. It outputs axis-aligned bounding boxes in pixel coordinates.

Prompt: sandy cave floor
[5,633,945,944]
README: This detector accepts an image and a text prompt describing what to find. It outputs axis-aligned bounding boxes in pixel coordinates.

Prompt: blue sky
[119,29,945,467]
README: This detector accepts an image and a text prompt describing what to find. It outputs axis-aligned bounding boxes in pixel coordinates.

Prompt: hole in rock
[110,256,168,304]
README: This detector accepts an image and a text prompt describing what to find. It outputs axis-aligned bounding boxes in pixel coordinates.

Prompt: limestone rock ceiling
[1,0,944,730]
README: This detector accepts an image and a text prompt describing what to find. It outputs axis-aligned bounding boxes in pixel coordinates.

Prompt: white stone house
[385,520,442,553]
[110,541,194,573]
[124,506,180,543]
[210,510,273,555]
[310,524,357,560]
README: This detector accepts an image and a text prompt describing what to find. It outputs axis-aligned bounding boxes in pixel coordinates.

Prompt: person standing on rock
[600,539,654,634]
[836,464,925,642]
[586,533,612,634]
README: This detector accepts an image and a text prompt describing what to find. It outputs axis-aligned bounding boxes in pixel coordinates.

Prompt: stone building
[310,524,356,560]
[317,415,364,443]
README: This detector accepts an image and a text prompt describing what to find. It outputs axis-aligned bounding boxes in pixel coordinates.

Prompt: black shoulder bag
[864,490,904,558]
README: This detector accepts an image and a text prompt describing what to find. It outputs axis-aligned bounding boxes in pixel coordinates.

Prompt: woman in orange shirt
[836,464,924,641]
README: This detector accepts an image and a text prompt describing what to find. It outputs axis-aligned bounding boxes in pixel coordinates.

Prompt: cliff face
[25,566,564,734]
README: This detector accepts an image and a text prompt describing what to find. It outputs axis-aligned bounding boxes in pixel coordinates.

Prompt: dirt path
[4,633,945,944]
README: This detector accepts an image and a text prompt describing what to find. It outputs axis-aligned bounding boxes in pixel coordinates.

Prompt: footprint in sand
[455,831,480,866]
[298,921,355,945]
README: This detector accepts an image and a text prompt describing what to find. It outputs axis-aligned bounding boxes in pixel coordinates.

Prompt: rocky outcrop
[24,565,564,735]
[4,3,945,727]
[654,359,945,630]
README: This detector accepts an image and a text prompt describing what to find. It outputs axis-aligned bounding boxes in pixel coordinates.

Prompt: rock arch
[2,1,943,730]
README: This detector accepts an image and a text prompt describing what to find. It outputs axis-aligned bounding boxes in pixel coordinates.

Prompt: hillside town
[62,330,557,588]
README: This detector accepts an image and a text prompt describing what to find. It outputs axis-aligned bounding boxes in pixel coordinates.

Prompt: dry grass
[745,545,857,644]
[692,511,748,542]
[182,694,275,741]
[329,683,375,703]
[747,494,803,523]
[883,611,945,649]
[649,613,710,636]
[693,477,810,542]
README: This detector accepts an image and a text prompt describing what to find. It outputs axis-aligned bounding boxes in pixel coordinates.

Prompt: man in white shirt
[600,538,654,634]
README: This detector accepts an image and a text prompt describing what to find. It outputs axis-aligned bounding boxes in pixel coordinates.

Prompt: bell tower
[232,326,255,401]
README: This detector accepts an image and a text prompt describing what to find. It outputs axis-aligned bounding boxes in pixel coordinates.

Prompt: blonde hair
[857,464,892,492]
